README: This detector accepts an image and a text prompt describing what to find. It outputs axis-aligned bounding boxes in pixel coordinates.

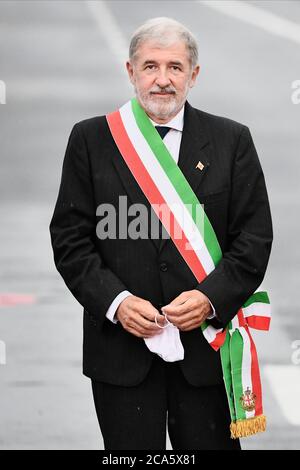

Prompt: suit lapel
[177,101,211,192]
[110,101,212,254]
[159,101,211,253]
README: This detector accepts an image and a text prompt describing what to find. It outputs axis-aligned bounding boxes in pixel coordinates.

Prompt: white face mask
[144,313,184,362]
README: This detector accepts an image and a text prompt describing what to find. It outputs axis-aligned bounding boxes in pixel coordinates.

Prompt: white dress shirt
[105,104,216,323]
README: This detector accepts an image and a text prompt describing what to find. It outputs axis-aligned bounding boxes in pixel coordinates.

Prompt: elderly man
[50,17,272,450]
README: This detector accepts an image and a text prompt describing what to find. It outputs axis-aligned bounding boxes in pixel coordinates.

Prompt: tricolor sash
[106,98,271,439]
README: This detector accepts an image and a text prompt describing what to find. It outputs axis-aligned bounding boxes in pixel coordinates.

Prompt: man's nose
[155,70,171,88]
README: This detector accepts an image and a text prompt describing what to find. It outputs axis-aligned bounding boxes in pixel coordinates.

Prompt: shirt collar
[148,103,185,132]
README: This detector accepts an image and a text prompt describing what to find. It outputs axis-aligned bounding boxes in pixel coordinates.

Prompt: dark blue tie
[155,126,171,140]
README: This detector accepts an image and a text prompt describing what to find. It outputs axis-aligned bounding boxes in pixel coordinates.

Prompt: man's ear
[126,61,135,85]
[189,64,200,89]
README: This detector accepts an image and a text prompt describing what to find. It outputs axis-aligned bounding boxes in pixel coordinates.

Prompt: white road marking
[264,365,300,426]
[86,1,128,68]
[200,0,300,46]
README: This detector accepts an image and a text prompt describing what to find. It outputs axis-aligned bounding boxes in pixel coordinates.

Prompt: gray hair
[129,17,199,68]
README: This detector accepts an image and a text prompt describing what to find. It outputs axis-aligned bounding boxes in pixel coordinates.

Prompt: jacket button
[160,262,168,272]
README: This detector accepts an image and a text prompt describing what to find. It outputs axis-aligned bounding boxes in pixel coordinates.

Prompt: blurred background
[0,0,299,449]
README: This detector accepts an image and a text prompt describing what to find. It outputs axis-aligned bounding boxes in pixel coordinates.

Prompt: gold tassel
[230,415,266,439]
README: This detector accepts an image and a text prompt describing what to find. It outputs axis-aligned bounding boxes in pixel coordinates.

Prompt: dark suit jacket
[49,101,273,387]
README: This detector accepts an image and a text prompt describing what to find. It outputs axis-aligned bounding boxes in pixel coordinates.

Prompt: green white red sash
[106,98,271,439]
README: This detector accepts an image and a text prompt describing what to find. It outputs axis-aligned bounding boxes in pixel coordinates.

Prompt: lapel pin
[196,161,205,171]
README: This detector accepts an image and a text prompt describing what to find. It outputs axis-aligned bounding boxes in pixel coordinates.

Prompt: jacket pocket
[198,188,230,206]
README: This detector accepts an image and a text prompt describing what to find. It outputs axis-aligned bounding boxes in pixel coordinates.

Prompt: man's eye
[172,66,181,71]
[145,65,155,70]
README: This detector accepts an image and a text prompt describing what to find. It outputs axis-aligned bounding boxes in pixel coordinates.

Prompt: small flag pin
[196,161,204,171]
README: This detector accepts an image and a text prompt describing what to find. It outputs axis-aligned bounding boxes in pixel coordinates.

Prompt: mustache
[149,87,176,95]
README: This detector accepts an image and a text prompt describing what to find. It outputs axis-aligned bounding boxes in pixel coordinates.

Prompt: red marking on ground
[0,294,36,306]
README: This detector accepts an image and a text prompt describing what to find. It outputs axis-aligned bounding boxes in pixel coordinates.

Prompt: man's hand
[116,295,166,338]
[161,290,212,332]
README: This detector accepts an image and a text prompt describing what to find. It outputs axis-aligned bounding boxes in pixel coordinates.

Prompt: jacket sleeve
[196,126,273,327]
[49,123,127,327]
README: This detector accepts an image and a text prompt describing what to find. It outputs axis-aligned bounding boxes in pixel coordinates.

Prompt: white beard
[134,83,190,121]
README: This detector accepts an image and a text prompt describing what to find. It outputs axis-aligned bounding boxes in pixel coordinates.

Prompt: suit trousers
[91,354,241,450]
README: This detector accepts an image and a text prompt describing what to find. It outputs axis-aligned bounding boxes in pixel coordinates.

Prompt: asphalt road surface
[0,0,300,449]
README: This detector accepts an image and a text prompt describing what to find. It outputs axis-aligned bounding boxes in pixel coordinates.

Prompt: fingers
[117,294,208,337]
[163,298,196,317]
[131,302,166,332]
[125,322,162,338]
[118,296,166,338]
[165,310,208,330]
[167,313,197,330]
[124,316,163,338]
[162,291,211,324]
[178,319,203,331]
[162,291,191,308]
